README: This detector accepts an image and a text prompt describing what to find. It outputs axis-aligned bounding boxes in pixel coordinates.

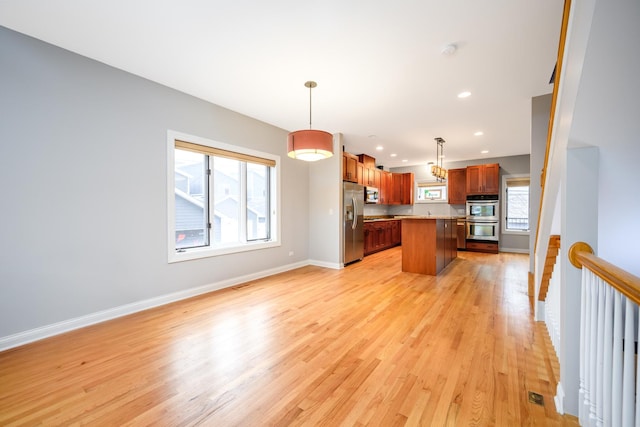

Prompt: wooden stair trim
[538,235,561,301]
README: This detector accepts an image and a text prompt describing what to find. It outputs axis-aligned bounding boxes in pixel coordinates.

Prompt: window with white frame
[167,131,280,262]
[416,180,448,203]
[503,175,530,233]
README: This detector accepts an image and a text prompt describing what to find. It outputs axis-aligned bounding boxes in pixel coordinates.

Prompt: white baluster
[595,278,605,426]
[622,297,636,426]
[612,291,623,427]
[589,273,599,425]
[635,305,640,427]
[603,284,613,426]
[580,268,588,424]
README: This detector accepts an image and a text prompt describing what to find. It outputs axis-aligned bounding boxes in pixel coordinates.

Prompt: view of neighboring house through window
[175,149,209,249]
[168,132,279,262]
[503,176,530,232]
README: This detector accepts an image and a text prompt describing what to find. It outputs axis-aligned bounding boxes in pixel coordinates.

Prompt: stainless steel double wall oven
[466,195,499,242]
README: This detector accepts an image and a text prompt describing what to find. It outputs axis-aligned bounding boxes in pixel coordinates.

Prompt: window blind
[175,140,276,168]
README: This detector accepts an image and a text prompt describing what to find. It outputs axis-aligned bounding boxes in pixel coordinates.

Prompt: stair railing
[569,242,640,427]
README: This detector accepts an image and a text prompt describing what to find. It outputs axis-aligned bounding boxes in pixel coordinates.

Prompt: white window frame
[167,130,281,263]
[415,180,448,203]
[502,174,530,235]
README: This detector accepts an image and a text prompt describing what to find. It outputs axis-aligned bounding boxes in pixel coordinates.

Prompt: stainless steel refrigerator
[343,182,365,264]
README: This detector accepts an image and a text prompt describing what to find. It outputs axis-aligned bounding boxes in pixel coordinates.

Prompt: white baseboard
[535,300,545,322]
[498,247,530,254]
[0,260,312,352]
[555,382,565,414]
[308,259,342,269]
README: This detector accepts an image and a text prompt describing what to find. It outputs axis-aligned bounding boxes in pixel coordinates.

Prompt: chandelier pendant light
[287,81,334,162]
[431,137,447,181]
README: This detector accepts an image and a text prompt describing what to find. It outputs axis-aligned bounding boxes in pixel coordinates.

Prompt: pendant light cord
[309,84,312,129]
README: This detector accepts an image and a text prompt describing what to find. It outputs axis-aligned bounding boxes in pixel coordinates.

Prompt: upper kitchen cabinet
[466,163,500,195]
[379,170,392,204]
[388,173,402,205]
[363,166,381,188]
[356,162,365,185]
[343,152,358,182]
[447,168,467,204]
[358,154,380,188]
[358,154,375,169]
[401,173,414,205]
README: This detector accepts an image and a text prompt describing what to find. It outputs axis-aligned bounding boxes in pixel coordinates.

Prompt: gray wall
[568,0,640,275]
[308,134,342,268]
[390,154,531,252]
[0,27,311,339]
[530,94,552,271]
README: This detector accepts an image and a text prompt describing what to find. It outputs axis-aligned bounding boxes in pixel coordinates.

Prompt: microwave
[365,187,379,204]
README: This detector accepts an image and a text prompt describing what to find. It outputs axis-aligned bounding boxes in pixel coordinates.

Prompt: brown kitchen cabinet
[343,152,358,182]
[357,154,382,188]
[388,173,402,204]
[358,154,375,169]
[466,241,498,254]
[466,163,499,195]
[447,168,467,204]
[401,218,457,275]
[364,167,381,188]
[363,219,401,256]
[356,162,365,185]
[400,173,414,205]
[342,151,413,205]
[379,170,392,204]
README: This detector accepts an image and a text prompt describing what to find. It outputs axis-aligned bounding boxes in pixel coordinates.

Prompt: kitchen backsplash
[363,202,466,217]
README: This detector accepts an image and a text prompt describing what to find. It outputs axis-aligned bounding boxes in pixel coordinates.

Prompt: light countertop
[364,215,464,222]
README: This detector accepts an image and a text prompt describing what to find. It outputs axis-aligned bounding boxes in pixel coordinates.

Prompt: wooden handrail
[534,0,572,257]
[569,242,640,306]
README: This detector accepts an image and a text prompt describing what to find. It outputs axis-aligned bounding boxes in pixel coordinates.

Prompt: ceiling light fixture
[457,91,471,98]
[287,81,333,162]
[441,43,457,55]
[376,145,383,151]
[474,131,484,136]
[431,137,447,181]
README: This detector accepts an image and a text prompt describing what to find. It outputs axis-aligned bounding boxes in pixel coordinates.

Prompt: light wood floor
[0,248,579,426]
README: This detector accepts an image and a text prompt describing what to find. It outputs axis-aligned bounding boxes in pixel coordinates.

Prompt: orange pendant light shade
[287,81,333,162]
[287,129,333,162]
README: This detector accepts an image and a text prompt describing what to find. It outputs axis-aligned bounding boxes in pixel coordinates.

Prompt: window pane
[213,157,241,244]
[247,163,269,240]
[506,184,529,230]
[175,149,208,249]
[417,183,447,202]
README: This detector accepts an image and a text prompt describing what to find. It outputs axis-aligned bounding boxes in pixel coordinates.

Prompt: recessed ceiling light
[481,150,489,154]
[441,43,457,55]
[390,153,397,157]
[458,91,471,98]
[474,131,484,136]
[376,146,383,151]
[402,159,408,163]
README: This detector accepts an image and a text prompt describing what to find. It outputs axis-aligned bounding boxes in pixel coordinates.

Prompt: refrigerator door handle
[352,197,358,230]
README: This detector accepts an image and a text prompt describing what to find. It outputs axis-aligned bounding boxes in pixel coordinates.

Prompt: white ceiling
[0,0,564,168]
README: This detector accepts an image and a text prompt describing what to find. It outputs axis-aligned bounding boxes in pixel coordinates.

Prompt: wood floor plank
[0,248,579,426]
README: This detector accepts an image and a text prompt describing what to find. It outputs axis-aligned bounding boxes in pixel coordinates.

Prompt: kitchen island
[399,216,458,275]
